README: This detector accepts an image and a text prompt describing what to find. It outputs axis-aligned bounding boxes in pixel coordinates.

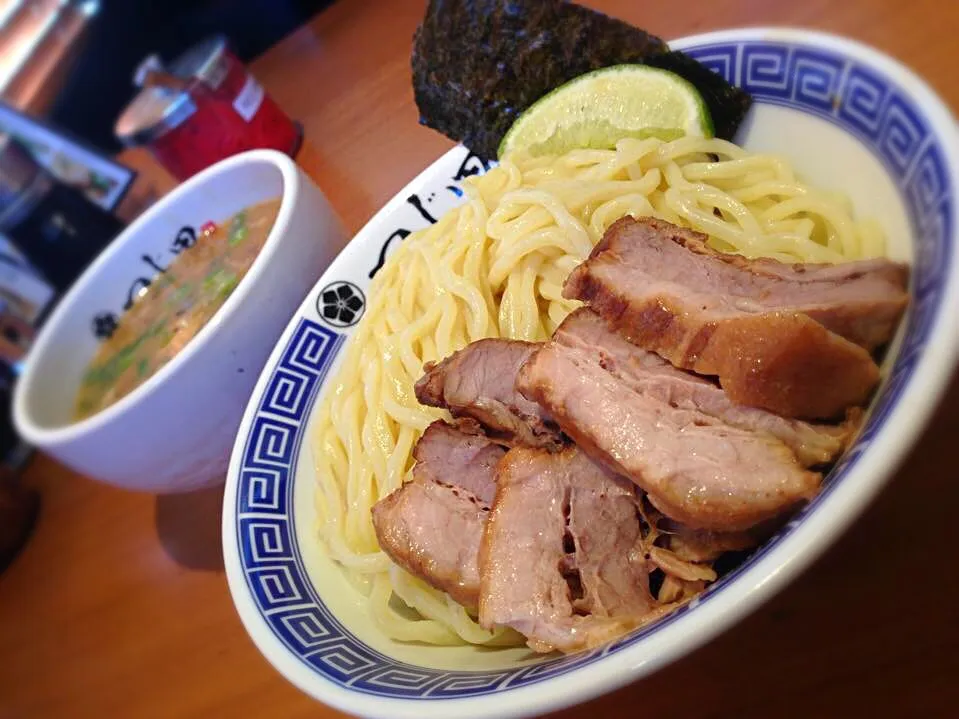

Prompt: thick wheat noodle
[310,136,887,646]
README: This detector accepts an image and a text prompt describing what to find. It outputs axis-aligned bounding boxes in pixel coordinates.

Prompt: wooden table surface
[3,1,958,717]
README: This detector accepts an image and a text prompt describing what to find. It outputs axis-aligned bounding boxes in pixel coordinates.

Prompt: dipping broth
[74,197,281,421]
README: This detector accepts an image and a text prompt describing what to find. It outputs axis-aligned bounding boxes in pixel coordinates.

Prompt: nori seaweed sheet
[643,50,751,141]
[412,0,752,160]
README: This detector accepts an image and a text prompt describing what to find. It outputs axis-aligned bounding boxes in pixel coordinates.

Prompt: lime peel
[498,64,714,158]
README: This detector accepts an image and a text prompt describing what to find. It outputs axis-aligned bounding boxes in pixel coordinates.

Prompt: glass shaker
[114,35,302,181]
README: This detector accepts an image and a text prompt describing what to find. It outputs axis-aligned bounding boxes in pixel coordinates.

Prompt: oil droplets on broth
[73,197,281,421]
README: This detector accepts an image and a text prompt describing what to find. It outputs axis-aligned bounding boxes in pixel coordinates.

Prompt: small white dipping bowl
[13,149,346,492]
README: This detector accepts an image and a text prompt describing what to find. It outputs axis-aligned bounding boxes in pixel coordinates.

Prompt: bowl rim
[13,148,301,445]
[222,26,959,719]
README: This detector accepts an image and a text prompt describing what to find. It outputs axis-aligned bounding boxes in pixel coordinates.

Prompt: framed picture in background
[0,102,134,341]
[0,100,135,212]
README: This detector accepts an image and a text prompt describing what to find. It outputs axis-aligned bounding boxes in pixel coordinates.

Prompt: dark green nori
[643,50,751,141]
[411,0,752,160]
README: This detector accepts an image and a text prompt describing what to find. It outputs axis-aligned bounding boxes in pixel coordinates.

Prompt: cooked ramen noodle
[74,197,281,420]
[311,136,886,646]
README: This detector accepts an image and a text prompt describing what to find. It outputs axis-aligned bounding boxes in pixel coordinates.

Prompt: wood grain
[1,1,958,717]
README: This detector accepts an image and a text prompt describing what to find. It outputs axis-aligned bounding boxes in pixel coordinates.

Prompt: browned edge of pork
[563,218,889,420]
[478,446,658,653]
[567,215,909,350]
[371,419,506,608]
[553,307,861,464]
[517,335,822,531]
[414,338,565,448]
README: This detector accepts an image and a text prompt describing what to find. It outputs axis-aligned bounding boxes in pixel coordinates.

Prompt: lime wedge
[498,64,714,158]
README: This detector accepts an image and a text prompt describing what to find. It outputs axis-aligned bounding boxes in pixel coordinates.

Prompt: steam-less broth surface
[73,197,281,421]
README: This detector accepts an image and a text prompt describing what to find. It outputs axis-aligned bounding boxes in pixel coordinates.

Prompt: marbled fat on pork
[479,446,657,653]
[371,420,506,607]
[517,335,822,531]
[563,217,909,419]
[415,339,564,449]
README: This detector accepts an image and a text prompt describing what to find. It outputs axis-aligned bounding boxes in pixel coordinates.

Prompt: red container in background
[115,36,301,181]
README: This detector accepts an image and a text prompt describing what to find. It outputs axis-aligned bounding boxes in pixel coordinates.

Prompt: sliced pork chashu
[517,334,821,532]
[563,217,909,419]
[415,339,564,449]
[660,521,763,563]
[479,446,660,654]
[371,419,506,607]
[565,216,909,349]
[553,308,858,466]
[407,417,503,504]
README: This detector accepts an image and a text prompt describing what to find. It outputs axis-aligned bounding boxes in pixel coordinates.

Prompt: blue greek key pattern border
[234,40,954,699]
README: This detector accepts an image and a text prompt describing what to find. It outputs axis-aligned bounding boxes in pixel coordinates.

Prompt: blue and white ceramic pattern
[223,28,959,719]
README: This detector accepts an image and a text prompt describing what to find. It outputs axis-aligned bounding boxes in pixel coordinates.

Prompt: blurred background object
[0,0,339,323]
[0,464,39,572]
[0,0,335,152]
[0,231,53,323]
[0,0,100,116]
[0,131,125,295]
[45,0,335,152]
[115,35,303,180]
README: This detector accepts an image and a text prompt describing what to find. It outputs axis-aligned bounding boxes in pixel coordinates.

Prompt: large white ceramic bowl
[14,149,346,492]
[222,28,959,719]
